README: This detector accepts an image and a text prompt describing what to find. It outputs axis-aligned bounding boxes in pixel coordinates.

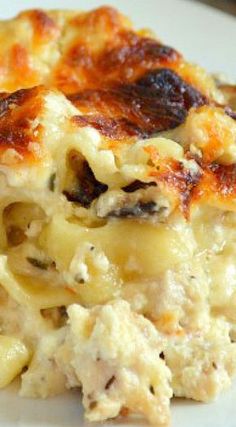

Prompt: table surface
[193,0,236,16]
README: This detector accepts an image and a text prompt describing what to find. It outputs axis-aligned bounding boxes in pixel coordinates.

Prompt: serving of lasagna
[0,5,235,426]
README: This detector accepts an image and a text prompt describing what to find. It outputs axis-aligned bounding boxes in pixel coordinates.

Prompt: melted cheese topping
[56,301,172,425]
[0,5,235,427]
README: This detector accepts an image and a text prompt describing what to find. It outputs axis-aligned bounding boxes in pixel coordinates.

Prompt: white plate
[2,379,236,427]
[0,1,236,426]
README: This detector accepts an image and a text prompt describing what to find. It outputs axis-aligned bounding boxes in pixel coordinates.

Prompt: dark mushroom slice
[27,257,55,270]
[63,150,108,208]
[122,180,157,193]
[107,201,163,219]
[105,375,116,390]
[48,173,56,191]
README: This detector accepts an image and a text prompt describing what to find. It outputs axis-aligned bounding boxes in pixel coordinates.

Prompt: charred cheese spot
[0,87,44,162]
[71,69,207,138]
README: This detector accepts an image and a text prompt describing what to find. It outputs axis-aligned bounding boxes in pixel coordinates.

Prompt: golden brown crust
[0,6,207,95]
[0,44,37,92]
[146,152,236,216]
[0,6,224,101]
[0,5,234,216]
[0,87,44,162]
[71,68,207,138]
[54,26,180,94]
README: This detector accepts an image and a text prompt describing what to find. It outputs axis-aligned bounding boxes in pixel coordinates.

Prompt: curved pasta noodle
[40,214,193,278]
[0,335,29,388]
[0,256,32,307]
[0,6,234,424]
[0,256,79,309]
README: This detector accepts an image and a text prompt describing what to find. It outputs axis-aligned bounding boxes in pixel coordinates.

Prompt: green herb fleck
[149,385,155,395]
[48,173,56,192]
[27,257,50,270]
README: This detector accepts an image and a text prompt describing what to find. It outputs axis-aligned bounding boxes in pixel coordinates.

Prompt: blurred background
[194,0,236,15]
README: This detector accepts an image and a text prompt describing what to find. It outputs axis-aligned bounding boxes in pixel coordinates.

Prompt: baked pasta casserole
[0,6,235,426]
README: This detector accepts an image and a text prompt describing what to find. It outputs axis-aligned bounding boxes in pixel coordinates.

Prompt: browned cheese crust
[0,6,234,216]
